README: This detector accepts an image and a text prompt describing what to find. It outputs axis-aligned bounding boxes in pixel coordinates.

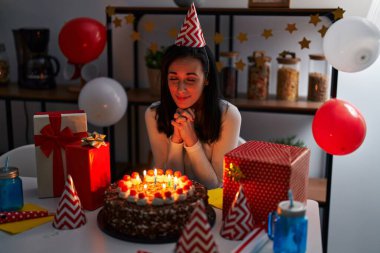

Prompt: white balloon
[323,16,380,72]
[78,77,128,127]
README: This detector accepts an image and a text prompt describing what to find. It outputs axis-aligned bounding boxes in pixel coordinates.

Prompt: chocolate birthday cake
[102,169,211,241]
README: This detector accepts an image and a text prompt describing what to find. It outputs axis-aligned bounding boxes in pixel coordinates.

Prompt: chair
[0,144,37,177]
[238,136,246,146]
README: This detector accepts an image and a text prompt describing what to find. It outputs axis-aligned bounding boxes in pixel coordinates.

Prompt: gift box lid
[225,141,309,166]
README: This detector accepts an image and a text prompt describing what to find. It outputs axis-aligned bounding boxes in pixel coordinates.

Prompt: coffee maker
[13,28,60,89]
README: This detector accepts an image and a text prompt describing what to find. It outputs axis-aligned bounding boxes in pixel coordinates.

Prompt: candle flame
[144,184,147,190]
[162,183,166,189]
[154,168,157,176]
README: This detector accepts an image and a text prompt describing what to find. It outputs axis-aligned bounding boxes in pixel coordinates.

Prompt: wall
[328,0,380,252]
[1,1,379,252]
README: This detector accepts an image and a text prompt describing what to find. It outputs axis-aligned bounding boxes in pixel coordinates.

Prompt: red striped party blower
[0,210,54,224]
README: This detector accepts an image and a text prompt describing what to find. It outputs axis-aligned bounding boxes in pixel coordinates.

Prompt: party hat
[220,185,255,240]
[53,174,86,229]
[175,3,206,47]
[175,200,218,253]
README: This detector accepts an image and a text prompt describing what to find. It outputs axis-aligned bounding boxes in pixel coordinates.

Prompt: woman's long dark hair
[155,44,222,143]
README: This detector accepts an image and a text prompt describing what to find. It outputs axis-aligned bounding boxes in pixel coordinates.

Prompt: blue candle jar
[0,166,24,211]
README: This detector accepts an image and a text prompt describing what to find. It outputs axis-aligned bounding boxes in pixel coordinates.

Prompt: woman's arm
[185,102,242,188]
[145,105,185,173]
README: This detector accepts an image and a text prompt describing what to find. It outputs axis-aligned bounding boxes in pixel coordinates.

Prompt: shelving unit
[105,7,337,253]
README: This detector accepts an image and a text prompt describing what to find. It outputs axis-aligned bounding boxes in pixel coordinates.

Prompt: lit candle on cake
[143,170,146,180]
[154,168,157,185]
[174,177,178,190]
[168,174,171,187]
[137,175,141,185]
[144,184,147,193]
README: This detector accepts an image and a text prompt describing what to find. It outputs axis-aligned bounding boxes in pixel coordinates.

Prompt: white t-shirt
[145,99,241,189]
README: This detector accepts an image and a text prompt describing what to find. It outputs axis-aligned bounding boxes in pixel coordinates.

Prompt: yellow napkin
[0,203,53,235]
[207,188,223,209]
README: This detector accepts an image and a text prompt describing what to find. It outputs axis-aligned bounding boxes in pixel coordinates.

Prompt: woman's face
[167,56,206,109]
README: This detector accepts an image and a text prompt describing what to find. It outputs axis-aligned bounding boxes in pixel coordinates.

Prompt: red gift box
[65,143,110,210]
[34,110,87,198]
[223,141,310,223]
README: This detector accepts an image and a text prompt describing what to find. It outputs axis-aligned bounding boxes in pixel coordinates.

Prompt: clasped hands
[171,108,198,147]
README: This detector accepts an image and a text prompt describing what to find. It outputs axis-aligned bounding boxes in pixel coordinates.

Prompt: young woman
[145,44,241,189]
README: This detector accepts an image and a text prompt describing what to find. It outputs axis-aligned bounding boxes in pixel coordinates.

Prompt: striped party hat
[220,185,255,240]
[53,174,86,230]
[175,3,206,47]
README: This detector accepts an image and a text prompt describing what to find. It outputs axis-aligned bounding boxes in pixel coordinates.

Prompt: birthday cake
[102,169,211,241]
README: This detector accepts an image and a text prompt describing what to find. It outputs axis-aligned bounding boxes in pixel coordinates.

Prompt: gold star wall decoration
[106,6,115,17]
[215,61,224,72]
[298,37,311,49]
[143,21,155,32]
[113,17,122,28]
[168,28,178,39]
[262,29,273,39]
[309,14,321,27]
[125,14,135,24]
[130,31,141,41]
[149,43,158,54]
[285,23,297,34]
[236,32,248,43]
[318,25,329,38]
[214,33,224,44]
[332,7,345,20]
[235,59,246,71]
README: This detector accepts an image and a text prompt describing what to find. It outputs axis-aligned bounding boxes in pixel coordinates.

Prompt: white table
[0,177,322,253]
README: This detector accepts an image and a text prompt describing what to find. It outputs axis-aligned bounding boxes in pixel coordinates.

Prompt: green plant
[270,135,306,147]
[145,47,165,69]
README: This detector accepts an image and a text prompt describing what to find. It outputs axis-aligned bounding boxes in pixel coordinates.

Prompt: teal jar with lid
[0,166,24,211]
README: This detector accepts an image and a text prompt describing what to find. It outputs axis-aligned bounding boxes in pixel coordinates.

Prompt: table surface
[0,177,323,253]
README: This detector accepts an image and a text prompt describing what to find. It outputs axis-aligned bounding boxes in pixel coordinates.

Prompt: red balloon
[312,99,366,155]
[59,17,106,64]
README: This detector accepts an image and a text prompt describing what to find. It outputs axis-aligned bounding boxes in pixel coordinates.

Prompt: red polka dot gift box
[222,141,310,224]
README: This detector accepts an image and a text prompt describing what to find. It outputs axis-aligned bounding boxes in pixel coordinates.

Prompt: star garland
[143,21,155,32]
[285,23,297,34]
[106,7,345,68]
[309,14,321,27]
[318,25,329,38]
[298,37,311,49]
[214,33,224,45]
[168,28,178,39]
[130,31,141,41]
[236,32,248,43]
[261,29,273,40]
[149,42,159,54]
[125,14,135,24]
[235,59,246,71]
[112,17,122,28]
[332,7,345,20]
[215,61,224,73]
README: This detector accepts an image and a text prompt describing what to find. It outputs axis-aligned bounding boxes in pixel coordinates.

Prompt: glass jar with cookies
[276,51,300,101]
